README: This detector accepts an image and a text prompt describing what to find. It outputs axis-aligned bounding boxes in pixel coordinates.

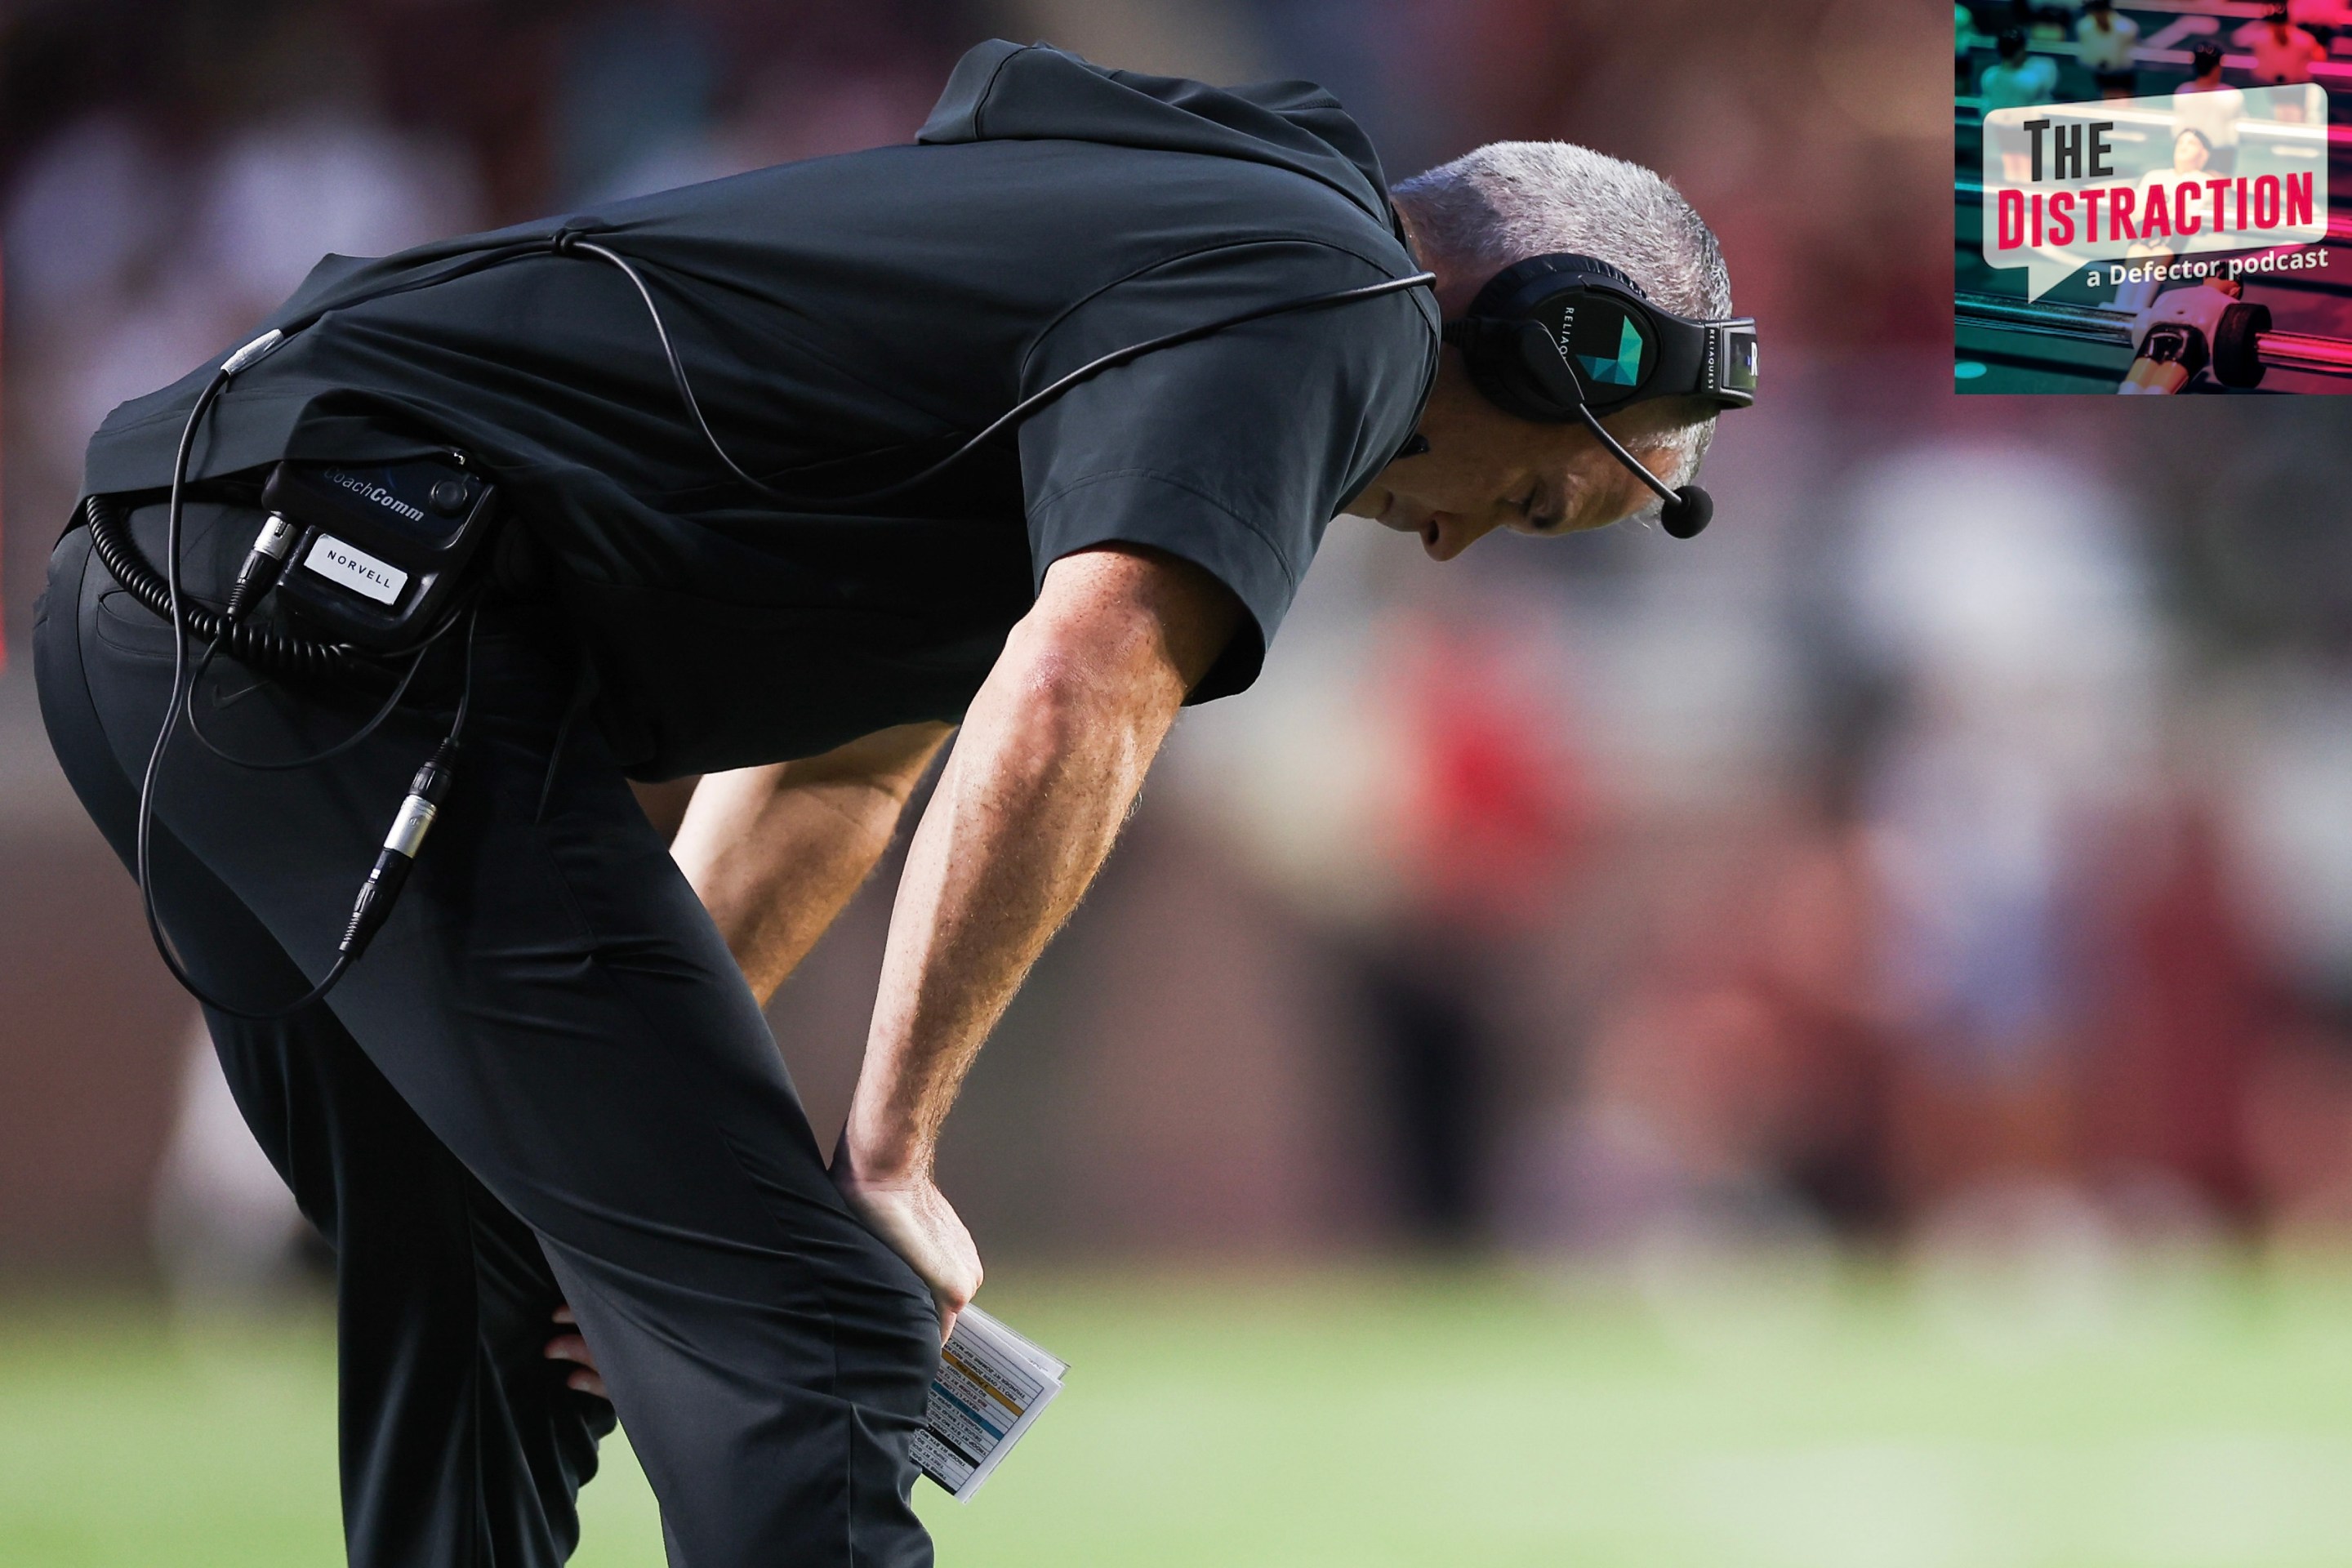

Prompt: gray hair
[1392,141,1733,490]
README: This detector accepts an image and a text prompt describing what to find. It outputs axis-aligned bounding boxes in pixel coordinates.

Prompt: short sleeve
[1017,241,1435,702]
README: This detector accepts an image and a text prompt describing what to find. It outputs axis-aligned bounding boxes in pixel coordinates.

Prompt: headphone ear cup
[1512,321,1585,412]
[1453,318,1572,423]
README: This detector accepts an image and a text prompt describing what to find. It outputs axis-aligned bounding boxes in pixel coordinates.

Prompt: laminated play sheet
[911,1305,1068,1502]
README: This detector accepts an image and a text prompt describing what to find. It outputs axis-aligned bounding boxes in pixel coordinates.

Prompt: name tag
[301,535,408,605]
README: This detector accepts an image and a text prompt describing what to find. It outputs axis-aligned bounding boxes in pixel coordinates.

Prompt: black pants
[35,502,938,1568]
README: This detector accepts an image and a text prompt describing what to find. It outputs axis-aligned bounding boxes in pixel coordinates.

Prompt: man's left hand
[831,1143,983,1343]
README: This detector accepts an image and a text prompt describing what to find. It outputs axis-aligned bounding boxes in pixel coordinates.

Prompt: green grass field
[6,1258,2352,1567]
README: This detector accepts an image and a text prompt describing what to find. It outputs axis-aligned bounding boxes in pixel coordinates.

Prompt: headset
[1441,252,1757,538]
[99,227,1757,1019]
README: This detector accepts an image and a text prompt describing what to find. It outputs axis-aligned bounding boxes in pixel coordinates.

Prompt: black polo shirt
[81,41,1439,778]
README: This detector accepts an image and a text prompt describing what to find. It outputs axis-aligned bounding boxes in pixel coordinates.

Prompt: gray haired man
[43,40,1742,1568]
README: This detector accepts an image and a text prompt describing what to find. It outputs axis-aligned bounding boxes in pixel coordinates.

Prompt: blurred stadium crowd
[5,0,2350,1305]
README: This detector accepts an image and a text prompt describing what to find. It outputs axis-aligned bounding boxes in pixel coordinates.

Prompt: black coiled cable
[82,492,381,688]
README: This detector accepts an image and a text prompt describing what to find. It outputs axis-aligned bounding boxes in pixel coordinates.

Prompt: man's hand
[837,544,1241,1310]
[832,1138,984,1342]
[543,1305,607,1399]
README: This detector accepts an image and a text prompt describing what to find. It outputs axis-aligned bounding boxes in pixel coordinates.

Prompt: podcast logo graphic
[1980,84,2328,302]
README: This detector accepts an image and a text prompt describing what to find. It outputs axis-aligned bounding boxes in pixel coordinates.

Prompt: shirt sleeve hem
[1026,467,1295,702]
[1027,466,1297,590]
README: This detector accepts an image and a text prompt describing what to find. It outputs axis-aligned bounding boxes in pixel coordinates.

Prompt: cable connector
[222,329,285,376]
[340,737,461,960]
[223,512,299,624]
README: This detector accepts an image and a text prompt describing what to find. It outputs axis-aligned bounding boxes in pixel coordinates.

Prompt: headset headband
[1443,252,1758,420]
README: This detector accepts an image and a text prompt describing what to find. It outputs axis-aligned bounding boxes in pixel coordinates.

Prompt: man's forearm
[842,551,1223,1179]
[671,724,951,1006]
